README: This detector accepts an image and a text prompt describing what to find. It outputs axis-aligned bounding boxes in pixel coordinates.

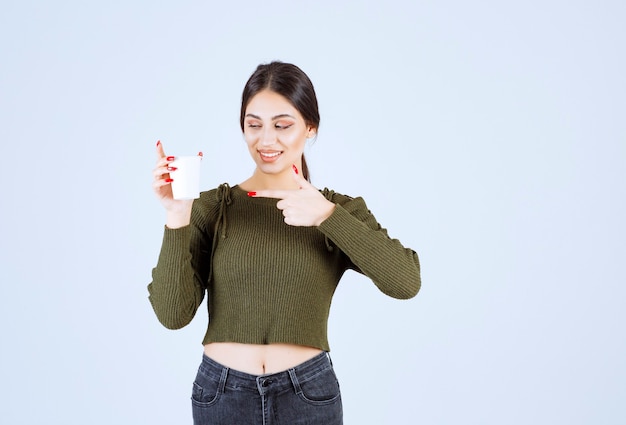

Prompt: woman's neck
[240,169,300,191]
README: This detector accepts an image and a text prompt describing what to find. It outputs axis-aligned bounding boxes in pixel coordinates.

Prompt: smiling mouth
[259,150,283,161]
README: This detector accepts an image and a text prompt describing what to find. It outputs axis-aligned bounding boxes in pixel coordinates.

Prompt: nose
[260,128,277,146]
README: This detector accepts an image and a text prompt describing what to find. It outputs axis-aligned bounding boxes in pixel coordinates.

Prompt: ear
[307,127,317,139]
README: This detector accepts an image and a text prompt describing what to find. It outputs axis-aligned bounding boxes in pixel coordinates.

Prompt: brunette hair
[240,61,320,181]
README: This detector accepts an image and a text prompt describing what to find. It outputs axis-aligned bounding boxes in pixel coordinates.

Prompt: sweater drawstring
[215,183,232,240]
[209,183,233,283]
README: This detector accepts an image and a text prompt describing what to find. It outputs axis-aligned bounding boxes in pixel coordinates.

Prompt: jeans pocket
[191,374,222,407]
[297,367,342,406]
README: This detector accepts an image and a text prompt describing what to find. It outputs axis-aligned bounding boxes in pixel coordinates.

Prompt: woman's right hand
[152,140,197,228]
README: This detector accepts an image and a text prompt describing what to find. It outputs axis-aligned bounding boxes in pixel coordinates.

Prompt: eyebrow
[245,113,296,121]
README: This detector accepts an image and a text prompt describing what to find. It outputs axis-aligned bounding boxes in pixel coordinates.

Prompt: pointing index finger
[248,189,293,199]
[156,140,166,158]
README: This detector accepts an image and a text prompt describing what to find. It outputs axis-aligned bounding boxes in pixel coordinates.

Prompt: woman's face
[243,89,314,177]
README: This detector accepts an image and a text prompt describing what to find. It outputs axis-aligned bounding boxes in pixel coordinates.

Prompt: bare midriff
[203,342,323,375]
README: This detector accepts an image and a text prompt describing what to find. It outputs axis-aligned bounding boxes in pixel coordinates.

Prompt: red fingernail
[198,151,203,157]
[247,191,256,197]
[293,165,299,174]
[167,167,177,171]
[166,156,175,161]
[156,140,161,146]
[165,178,174,183]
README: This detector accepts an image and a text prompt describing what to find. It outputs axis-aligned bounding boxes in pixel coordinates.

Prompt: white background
[1,1,624,424]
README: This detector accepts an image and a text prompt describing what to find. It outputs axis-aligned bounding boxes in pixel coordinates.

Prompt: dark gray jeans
[191,351,343,424]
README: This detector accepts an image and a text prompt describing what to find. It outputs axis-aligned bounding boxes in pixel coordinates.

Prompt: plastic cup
[169,155,201,200]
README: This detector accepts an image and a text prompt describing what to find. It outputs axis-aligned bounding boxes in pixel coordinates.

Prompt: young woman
[149,61,421,425]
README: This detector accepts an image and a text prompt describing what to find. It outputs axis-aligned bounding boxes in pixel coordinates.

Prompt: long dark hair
[240,61,320,182]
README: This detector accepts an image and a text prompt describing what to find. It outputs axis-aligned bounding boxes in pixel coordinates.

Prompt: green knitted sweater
[148,184,420,351]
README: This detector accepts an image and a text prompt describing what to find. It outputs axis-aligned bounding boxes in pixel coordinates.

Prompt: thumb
[292,164,314,189]
[292,164,305,184]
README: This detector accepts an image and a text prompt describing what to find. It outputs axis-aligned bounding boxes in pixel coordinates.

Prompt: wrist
[315,202,336,227]
[165,206,192,229]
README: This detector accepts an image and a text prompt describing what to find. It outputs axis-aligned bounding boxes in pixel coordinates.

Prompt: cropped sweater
[148,184,421,352]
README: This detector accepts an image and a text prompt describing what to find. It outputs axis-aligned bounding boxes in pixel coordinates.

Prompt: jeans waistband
[198,351,332,394]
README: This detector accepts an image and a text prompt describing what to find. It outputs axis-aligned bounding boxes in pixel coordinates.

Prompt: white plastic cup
[169,155,201,200]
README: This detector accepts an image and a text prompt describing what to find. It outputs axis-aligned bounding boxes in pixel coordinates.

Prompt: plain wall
[1,1,624,423]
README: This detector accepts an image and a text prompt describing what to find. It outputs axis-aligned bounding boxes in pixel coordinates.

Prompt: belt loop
[326,352,333,366]
[288,368,302,395]
[218,367,229,394]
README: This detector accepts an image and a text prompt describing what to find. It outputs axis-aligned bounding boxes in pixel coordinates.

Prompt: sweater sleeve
[317,196,421,299]
[147,197,214,330]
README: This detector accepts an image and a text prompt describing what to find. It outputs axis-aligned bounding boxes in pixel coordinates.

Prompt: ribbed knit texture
[148,184,420,351]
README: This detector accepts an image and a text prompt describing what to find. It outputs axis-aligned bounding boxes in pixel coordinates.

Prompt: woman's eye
[275,124,292,130]
[247,123,261,128]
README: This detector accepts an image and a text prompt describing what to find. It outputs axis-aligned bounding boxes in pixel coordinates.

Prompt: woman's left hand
[249,165,336,227]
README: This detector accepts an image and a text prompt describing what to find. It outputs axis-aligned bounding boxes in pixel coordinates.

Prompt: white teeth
[260,151,281,157]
